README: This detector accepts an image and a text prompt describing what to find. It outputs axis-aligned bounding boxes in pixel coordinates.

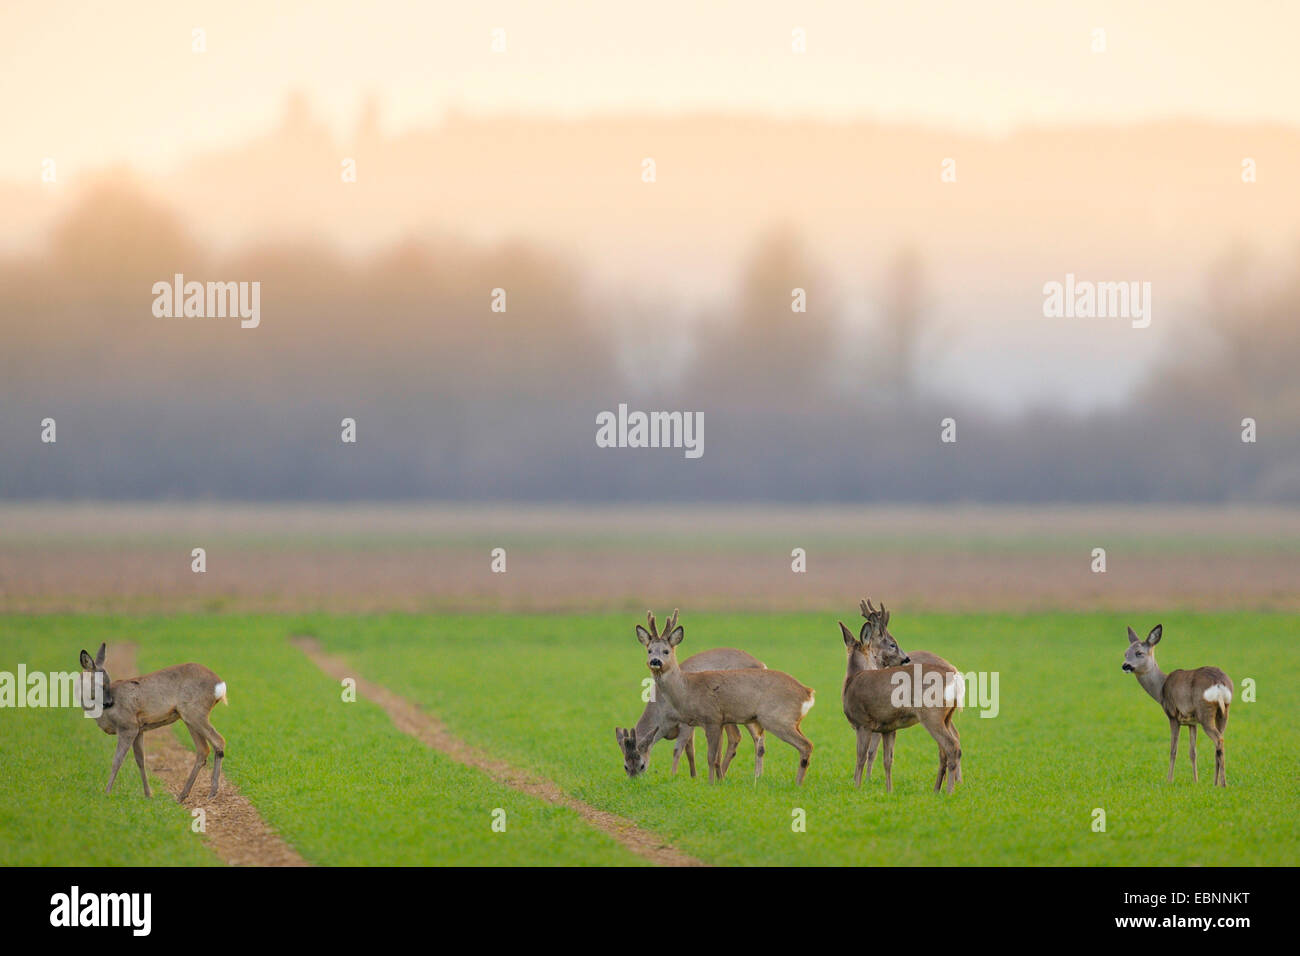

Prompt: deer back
[673,666,812,727]
[903,650,956,672]
[634,647,766,742]
[843,661,956,731]
[1162,666,1233,719]
[112,663,223,728]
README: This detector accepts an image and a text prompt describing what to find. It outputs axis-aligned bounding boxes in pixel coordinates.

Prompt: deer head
[1122,624,1162,675]
[77,642,114,710]
[858,598,909,668]
[636,609,683,676]
[614,727,647,777]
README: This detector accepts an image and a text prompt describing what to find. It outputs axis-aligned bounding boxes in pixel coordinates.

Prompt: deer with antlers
[615,643,767,778]
[856,599,964,786]
[839,600,963,793]
[636,610,816,784]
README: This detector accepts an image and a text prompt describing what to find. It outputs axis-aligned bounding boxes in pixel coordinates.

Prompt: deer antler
[664,608,680,634]
[860,598,890,628]
[645,610,659,639]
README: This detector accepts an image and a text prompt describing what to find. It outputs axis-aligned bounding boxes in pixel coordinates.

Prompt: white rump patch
[944,672,966,707]
[214,681,227,703]
[800,692,815,717]
[1203,684,1232,705]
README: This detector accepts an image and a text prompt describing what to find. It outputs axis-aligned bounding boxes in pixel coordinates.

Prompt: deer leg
[132,732,152,798]
[670,730,687,776]
[921,719,956,793]
[179,722,210,801]
[948,718,963,784]
[719,724,741,779]
[194,715,226,798]
[1188,724,1198,782]
[1216,706,1229,787]
[864,732,880,781]
[747,723,765,779]
[943,727,960,794]
[1199,717,1226,788]
[882,731,897,793]
[106,730,135,795]
[854,727,872,788]
[683,727,698,778]
[1167,717,1179,783]
[768,723,813,785]
[703,724,724,783]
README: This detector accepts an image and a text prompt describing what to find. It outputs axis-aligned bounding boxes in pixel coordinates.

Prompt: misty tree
[687,228,835,400]
[876,245,928,400]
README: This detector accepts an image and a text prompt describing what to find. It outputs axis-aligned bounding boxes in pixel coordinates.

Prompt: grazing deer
[78,642,228,800]
[615,644,766,778]
[1122,624,1232,787]
[857,599,964,785]
[636,610,815,784]
[839,616,962,793]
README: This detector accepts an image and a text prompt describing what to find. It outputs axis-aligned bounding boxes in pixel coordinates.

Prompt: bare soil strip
[8,504,1300,614]
[106,645,308,867]
[291,635,703,867]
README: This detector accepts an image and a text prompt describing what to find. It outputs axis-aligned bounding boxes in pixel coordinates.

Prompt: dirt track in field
[4,503,1298,614]
[106,645,308,867]
[292,635,704,867]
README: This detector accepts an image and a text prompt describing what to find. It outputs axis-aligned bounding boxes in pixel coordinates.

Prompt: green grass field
[1,612,1296,865]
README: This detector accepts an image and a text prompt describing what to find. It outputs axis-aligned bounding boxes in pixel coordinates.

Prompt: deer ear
[1126,626,1141,644]
[95,643,107,666]
[79,649,94,670]
[635,625,652,646]
[666,626,684,646]
[858,621,871,643]
[840,622,856,647]
[1146,624,1162,646]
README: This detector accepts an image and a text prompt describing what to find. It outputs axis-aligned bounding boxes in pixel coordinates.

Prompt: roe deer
[1122,624,1233,787]
[615,641,766,778]
[78,642,228,800]
[857,599,964,785]
[839,618,962,793]
[636,610,815,784]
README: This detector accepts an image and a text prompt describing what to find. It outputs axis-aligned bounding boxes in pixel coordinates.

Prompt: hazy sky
[3,2,1295,416]
[3,1,1299,179]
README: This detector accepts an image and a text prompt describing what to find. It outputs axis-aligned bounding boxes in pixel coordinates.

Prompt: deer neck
[632,704,662,753]
[652,661,690,712]
[1135,662,1167,705]
[844,650,869,686]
